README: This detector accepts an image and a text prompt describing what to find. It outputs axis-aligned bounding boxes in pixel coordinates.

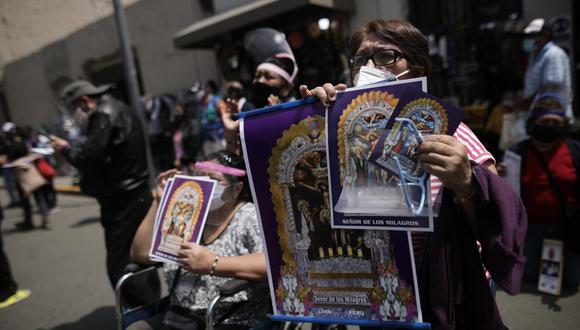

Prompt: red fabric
[522,140,579,226]
[36,158,56,179]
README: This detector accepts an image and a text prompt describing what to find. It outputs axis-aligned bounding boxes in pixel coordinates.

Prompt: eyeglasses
[350,49,405,71]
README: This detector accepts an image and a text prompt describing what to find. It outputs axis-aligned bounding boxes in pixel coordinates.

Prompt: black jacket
[63,95,149,200]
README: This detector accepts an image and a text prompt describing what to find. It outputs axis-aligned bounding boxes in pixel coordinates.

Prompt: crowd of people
[0,15,578,330]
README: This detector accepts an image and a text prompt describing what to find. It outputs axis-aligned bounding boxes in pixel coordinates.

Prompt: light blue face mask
[522,38,535,54]
[392,118,427,216]
[210,184,226,211]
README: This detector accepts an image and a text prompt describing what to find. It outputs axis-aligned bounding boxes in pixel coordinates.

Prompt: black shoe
[15,222,34,231]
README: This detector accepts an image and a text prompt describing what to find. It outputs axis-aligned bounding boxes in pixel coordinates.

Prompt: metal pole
[112,0,156,185]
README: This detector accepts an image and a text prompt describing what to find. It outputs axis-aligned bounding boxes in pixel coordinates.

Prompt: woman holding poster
[300,19,527,330]
[130,150,269,330]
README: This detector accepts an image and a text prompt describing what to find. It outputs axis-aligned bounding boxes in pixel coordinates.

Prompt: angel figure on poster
[351,146,368,188]
[163,191,196,243]
[162,206,179,242]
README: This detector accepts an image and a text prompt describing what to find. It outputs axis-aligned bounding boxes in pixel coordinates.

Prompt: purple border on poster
[326,79,434,231]
[150,176,215,262]
[242,98,422,323]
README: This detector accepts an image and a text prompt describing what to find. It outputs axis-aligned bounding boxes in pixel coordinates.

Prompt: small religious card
[149,175,215,263]
[538,239,564,296]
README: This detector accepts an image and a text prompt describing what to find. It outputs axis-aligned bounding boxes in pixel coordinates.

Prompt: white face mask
[209,184,226,211]
[353,66,410,87]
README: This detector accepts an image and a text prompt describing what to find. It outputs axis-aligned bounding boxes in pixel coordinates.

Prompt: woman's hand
[299,83,347,107]
[218,99,242,154]
[218,99,240,132]
[155,169,180,203]
[267,94,281,106]
[416,134,474,197]
[178,243,215,275]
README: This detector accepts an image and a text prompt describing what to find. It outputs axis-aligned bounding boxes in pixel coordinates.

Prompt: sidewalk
[0,175,81,195]
[52,175,81,194]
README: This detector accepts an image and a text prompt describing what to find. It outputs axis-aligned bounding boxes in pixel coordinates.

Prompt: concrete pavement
[0,189,116,330]
[497,281,580,329]
[0,186,579,329]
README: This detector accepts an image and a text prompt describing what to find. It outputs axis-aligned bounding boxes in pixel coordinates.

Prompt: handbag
[530,144,580,254]
[14,160,47,195]
[36,158,56,179]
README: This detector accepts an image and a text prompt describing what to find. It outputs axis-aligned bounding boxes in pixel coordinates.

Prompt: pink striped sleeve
[453,122,495,164]
[430,123,495,202]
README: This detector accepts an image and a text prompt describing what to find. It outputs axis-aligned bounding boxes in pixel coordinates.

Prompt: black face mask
[528,123,567,143]
[251,82,283,109]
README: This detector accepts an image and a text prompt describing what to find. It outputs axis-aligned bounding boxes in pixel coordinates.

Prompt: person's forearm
[130,200,158,265]
[454,161,496,239]
[212,252,267,281]
[452,173,480,239]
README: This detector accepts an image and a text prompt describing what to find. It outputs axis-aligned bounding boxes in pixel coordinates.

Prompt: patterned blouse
[163,203,270,327]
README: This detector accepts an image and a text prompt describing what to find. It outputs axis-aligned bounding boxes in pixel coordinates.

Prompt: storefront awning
[173,0,354,49]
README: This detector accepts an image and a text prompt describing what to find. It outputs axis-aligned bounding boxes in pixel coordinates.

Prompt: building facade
[0,0,575,128]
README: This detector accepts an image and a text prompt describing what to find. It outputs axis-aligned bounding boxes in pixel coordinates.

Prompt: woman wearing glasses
[301,19,526,330]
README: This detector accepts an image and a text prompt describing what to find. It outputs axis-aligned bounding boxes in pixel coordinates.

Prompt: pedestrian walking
[521,18,573,120]
[52,80,160,307]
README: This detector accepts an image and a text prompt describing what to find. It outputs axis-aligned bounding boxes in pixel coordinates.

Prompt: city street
[0,188,579,329]
[0,190,117,330]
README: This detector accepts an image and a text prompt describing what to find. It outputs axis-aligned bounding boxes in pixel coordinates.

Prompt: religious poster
[326,78,428,231]
[150,175,215,263]
[538,239,564,296]
[240,99,424,326]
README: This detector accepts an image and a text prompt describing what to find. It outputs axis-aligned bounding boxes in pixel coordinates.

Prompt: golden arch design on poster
[268,115,327,268]
[160,181,203,251]
[398,98,449,134]
[337,91,399,186]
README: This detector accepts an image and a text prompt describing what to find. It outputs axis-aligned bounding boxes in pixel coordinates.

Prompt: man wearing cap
[503,93,580,288]
[522,18,573,120]
[52,80,160,306]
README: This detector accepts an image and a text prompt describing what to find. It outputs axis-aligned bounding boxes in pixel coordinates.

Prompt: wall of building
[213,0,254,13]
[522,0,572,22]
[3,0,217,128]
[350,0,407,30]
[5,0,571,128]
[0,0,140,81]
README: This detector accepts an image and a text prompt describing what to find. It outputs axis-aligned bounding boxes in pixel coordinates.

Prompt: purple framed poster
[326,78,437,231]
[240,99,423,325]
[149,175,215,263]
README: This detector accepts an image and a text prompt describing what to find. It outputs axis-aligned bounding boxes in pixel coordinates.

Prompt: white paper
[499,112,528,151]
[502,151,521,196]
[538,239,564,295]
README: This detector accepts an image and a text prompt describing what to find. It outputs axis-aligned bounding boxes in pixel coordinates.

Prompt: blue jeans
[2,167,21,205]
[524,223,580,287]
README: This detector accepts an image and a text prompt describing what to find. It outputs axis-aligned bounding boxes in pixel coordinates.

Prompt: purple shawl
[418,162,527,330]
